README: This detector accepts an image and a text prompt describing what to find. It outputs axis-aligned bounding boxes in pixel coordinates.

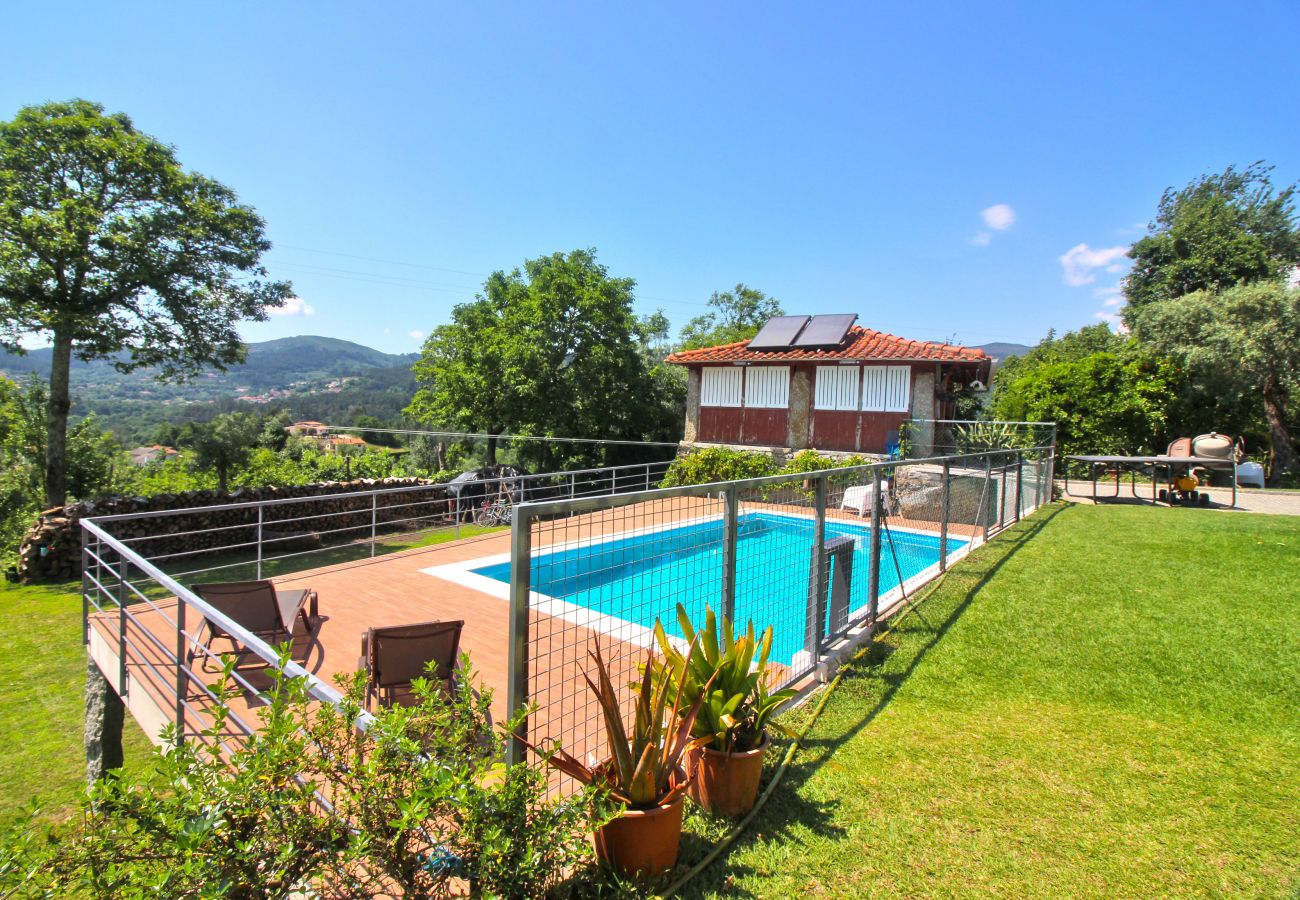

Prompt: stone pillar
[683,367,701,443]
[85,657,124,783]
[909,367,937,456]
[787,367,812,450]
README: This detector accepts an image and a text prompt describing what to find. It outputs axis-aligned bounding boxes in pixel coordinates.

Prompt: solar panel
[747,315,810,351]
[792,313,857,349]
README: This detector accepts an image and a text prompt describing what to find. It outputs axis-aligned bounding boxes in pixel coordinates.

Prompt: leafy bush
[661,447,781,487]
[663,447,872,488]
[0,653,605,898]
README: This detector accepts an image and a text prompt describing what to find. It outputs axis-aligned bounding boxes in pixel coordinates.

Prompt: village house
[128,444,180,466]
[665,314,990,457]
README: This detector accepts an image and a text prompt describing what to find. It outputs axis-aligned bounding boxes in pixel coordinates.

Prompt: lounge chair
[359,619,465,710]
[840,480,891,516]
[191,580,319,672]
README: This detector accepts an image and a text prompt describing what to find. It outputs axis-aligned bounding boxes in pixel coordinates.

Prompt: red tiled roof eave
[664,326,988,365]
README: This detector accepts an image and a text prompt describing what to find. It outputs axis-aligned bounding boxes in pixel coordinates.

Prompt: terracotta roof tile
[665,325,988,365]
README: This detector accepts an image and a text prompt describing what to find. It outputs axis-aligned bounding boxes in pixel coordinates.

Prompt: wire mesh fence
[506,445,1056,792]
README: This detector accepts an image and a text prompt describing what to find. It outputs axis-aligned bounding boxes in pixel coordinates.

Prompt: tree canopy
[1133,280,1300,475]
[180,411,262,493]
[1123,162,1300,324]
[990,335,1180,456]
[406,249,681,470]
[0,99,290,506]
[678,284,783,350]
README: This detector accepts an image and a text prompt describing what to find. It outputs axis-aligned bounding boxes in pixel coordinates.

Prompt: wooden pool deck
[88,495,984,764]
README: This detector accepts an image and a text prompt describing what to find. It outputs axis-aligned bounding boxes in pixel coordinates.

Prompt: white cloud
[969,232,992,246]
[981,204,1016,231]
[408,330,425,342]
[266,296,316,317]
[1059,244,1128,287]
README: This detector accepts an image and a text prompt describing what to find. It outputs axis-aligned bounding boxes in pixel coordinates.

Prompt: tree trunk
[1262,375,1299,482]
[484,433,498,467]
[435,441,447,471]
[217,463,229,494]
[44,333,74,509]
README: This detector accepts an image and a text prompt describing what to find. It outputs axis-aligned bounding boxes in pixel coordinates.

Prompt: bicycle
[473,497,511,527]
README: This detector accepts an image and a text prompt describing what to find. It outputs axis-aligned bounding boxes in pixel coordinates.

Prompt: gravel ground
[1059,481,1300,516]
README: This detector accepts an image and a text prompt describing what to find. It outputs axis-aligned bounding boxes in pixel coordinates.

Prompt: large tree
[677,284,783,350]
[0,100,289,507]
[1123,162,1300,325]
[1134,280,1300,478]
[406,249,667,470]
[181,411,262,493]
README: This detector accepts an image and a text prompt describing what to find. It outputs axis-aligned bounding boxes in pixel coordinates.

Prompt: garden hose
[658,571,952,898]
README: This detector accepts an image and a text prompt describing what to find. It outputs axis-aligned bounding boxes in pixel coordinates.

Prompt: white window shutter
[814,366,859,411]
[745,366,789,409]
[861,365,911,412]
[700,366,743,407]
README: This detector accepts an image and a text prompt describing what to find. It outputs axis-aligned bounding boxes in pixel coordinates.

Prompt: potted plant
[650,604,796,817]
[528,637,709,881]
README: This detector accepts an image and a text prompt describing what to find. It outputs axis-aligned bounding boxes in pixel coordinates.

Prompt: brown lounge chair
[359,619,464,710]
[191,580,319,672]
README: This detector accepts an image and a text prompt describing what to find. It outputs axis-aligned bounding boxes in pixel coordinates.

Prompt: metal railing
[77,457,672,763]
[80,518,347,755]
[88,458,675,585]
[504,445,1056,778]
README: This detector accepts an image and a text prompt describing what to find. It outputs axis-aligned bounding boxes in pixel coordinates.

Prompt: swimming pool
[473,512,965,666]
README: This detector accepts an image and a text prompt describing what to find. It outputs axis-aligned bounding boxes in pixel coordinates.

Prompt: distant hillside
[0,335,415,400]
[0,336,419,443]
[974,342,1033,365]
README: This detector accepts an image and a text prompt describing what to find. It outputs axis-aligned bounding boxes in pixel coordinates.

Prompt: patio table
[1063,455,1237,508]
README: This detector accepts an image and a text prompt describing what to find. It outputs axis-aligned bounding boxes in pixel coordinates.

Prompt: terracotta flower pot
[593,786,686,881]
[687,732,770,817]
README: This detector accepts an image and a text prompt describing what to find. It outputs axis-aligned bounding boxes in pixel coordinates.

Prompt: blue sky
[6,1,1298,354]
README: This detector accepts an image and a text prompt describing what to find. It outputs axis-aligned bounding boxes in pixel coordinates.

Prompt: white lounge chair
[840,480,890,516]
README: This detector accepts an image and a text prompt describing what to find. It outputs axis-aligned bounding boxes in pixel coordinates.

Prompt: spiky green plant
[529,637,711,809]
[651,604,797,754]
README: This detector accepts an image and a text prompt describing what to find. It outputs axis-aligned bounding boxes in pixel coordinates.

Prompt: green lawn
[0,581,153,824]
[683,503,1299,898]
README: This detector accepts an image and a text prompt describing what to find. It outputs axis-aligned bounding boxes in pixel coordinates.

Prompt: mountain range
[0,335,416,402]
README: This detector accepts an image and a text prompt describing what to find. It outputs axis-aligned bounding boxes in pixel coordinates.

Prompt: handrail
[81,519,345,708]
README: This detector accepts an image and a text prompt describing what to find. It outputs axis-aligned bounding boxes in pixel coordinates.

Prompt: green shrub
[661,447,781,486]
[663,447,873,488]
[0,653,605,898]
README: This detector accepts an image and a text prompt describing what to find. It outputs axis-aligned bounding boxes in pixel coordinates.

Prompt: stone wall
[13,478,454,584]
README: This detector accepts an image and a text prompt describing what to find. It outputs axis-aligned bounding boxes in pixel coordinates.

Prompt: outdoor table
[1063,455,1237,508]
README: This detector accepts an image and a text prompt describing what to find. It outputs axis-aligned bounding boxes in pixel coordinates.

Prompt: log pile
[13,478,453,584]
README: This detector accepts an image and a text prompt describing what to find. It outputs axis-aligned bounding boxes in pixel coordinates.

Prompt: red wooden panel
[741,409,787,447]
[810,411,859,452]
[859,413,908,454]
[698,407,743,443]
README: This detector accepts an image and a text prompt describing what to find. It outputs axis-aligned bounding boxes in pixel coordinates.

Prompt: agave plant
[530,637,710,809]
[650,604,796,754]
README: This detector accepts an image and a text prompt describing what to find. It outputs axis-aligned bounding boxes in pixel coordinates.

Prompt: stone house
[665,315,990,457]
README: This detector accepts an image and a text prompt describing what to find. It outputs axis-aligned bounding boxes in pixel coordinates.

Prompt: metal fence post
[939,460,951,572]
[807,475,828,654]
[721,486,739,624]
[117,556,128,696]
[1014,450,1024,523]
[455,495,461,541]
[611,469,617,495]
[867,467,883,630]
[80,527,90,645]
[175,596,186,748]
[645,464,651,491]
[982,455,993,542]
[256,505,264,580]
[370,493,378,557]
[505,505,532,766]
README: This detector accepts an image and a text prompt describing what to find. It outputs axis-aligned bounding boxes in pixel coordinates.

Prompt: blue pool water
[474,512,964,666]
